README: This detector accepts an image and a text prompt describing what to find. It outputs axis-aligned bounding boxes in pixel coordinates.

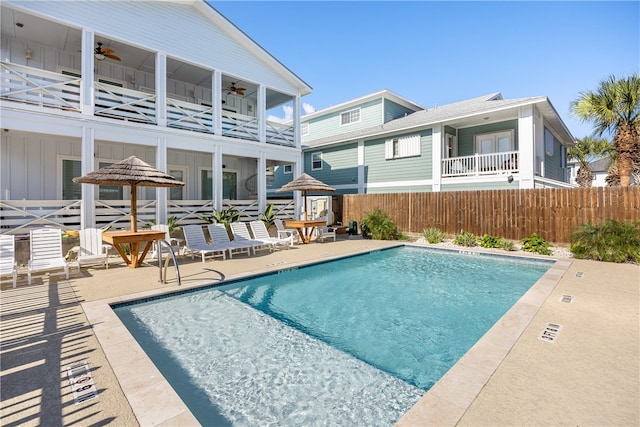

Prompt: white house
[0,0,311,235]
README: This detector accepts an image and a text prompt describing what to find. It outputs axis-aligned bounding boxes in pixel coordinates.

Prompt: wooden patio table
[102,230,166,268]
[284,219,326,244]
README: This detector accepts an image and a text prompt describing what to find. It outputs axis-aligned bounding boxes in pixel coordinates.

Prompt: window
[283,164,293,174]
[385,134,421,159]
[98,162,123,200]
[340,108,360,126]
[474,130,514,154]
[311,152,323,170]
[301,123,309,136]
[544,128,555,156]
[62,159,82,200]
[168,168,186,200]
[200,169,212,200]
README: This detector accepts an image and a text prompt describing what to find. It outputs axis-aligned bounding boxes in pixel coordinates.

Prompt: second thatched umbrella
[275,173,335,220]
[73,155,185,232]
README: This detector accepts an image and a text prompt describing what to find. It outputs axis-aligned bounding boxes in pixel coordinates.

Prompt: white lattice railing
[1,61,81,111]
[222,111,259,141]
[266,120,295,147]
[167,99,213,133]
[0,199,297,235]
[94,82,157,124]
[442,151,519,177]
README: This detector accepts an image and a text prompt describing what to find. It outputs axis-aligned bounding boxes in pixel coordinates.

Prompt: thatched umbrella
[73,155,185,232]
[276,173,335,220]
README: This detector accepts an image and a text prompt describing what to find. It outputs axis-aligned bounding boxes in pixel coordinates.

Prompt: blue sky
[212,1,639,139]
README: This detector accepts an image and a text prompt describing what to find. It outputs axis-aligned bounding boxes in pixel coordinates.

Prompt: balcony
[442,151,519,177]
[1,61,295,147]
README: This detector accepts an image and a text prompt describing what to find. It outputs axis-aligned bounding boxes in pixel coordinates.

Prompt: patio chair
[230,222,273,254]
[182,225,227,262]
[150,224,183,259]
[206,223,252,259]
[315,217,336,242]
[28,228,69,285]
[0,234,18,288]
[249,221,293,249]
[77,227,110,271]
[275,218,299,244]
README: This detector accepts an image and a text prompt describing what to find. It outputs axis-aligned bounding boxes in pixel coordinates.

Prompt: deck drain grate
[67,360,98,404]
[575,271,584,278]
[560,295,574,303]
[539,322,562,343]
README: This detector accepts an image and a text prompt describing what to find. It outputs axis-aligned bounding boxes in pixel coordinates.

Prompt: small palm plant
[360,208,398,240]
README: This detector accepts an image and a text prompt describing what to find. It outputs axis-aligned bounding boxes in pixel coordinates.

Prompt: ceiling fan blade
[104,53,121,61]
[102,47,117,55]
[236,89,245,96]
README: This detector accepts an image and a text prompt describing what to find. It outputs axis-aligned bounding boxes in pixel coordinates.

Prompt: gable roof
[303,92,575,149]
[301,89,424,122]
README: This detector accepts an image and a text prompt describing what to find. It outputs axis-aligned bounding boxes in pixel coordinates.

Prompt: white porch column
[213,70,222,135]
[431,124,442,192]
[257,152,267,214]
[294,95,301,149]
[156,137,168,224]
[156,53,167,127]
[213,145,223,211]
[80,29,94,115]
[357,140,365,194]
[294,156,303,219]
[518,105,535,189]
[80,127,95,229]
[257,85,266,143]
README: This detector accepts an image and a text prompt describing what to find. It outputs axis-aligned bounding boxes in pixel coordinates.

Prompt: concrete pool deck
[1,237,638,426]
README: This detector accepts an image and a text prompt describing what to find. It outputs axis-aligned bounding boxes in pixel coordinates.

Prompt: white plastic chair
[315,217,336,242]
[230,222,273,254]
[182,225,227,262]
[150,224,183,259]
[249,221,293,249]
[275,219,299,245]
[77,228,110,271]
[28,228,69,285]
[206,223,252,258]
[0,235,18,288]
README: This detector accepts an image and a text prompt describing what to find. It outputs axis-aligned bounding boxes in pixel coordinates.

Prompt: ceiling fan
[94,42,121,62]
[226,82,246,96]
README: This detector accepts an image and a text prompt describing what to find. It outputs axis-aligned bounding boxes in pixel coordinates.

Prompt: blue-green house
[271,90,575,199]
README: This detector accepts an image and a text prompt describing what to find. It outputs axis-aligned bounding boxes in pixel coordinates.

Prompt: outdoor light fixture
[507,175,514,183]
[94,52,105,61]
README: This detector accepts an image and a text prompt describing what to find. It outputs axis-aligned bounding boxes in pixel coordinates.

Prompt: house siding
[457,120,519,156]
[544,130,565,182]
[305,143,359,187]
[363,130,433,186]
[441,181,515,191]
[301,99,382,143]
[383,99,415,123]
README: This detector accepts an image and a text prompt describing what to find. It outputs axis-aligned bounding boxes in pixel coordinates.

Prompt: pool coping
[81,244,571,426]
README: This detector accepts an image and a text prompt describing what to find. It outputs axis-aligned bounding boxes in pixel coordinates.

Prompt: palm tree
[567,137,611,187]
[571,74,640,186]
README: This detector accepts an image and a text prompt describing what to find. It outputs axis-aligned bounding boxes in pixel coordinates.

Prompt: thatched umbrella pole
[130,183,137,232]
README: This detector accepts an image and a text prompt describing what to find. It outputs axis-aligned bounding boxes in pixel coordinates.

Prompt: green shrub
[479,234,502,248]
[259,204,276,227]
[501,239,516,251]
[201,207,240,225]
[453,230,477,247]
[423,227,446,244]
[360,208,398,240]
[521,233,552,255]
[570,220,640,263]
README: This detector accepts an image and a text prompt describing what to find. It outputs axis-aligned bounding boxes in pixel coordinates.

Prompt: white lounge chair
[77,228,110,271]
[275,218,299,244]
[28,228,69,285]
[315,216,337,242]
[249,220,293,249]
[150,224,183,259]
[230,222,273,254]
[0,234,18,288]
[206,223,252,259]
[182,225,227,262]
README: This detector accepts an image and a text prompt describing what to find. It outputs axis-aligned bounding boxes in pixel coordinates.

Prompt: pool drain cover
[539,322,562,343]
[560,295,574,303]
[67,360,98,404]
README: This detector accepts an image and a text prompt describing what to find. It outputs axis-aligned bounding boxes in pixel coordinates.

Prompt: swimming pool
[114,246,552,426]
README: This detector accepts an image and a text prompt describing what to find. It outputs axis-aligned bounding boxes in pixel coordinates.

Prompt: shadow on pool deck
[1,238,638,426]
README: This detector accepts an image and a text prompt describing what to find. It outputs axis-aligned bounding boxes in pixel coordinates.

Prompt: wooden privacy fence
[342,187,640,244]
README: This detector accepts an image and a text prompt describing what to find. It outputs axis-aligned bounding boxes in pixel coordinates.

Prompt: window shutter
[399,134,421,157]
[385,139,394,159]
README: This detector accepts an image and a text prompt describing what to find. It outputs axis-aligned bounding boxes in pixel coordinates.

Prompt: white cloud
[267,105,293,123]
[302,102,316,114]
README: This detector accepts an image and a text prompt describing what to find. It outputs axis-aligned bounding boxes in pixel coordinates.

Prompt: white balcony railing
[2,62,295,146]
[1,62,81,111]
[442,151,519,177]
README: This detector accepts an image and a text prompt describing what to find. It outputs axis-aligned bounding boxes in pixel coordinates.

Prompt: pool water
[115,246,551,426]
